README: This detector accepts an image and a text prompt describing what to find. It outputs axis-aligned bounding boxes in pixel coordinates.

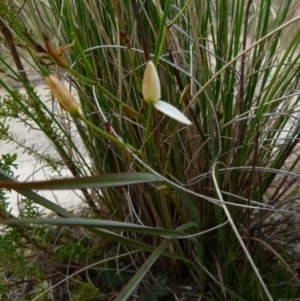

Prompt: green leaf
[0,172,162,190]
[0,217,189,237]
[114,239,170,301]
[0,167,77,218]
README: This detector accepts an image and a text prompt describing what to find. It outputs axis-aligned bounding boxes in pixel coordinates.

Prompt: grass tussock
[0,0,300,300]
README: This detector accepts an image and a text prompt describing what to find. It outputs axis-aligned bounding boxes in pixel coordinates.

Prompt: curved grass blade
[0,167,77,218]
[0,217,190,238]
[0,168,191,263]
[114,239,170,301]
[0,172,162,190]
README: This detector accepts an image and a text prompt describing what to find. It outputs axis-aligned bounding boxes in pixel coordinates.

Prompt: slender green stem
[66,68,98,84]
[96,81,129,107]
[139,103,153,152]
[153,0,173,66]
[168,0,194,28]
[68,66,140,114]
[76,113,139,153]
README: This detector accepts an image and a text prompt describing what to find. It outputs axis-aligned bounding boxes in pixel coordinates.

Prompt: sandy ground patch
[0,83,85,216]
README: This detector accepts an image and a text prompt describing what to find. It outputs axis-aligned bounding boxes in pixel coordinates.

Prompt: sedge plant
[0,0,300,300]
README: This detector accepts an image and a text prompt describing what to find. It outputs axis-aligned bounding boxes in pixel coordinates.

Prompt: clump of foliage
[0,0,300,300]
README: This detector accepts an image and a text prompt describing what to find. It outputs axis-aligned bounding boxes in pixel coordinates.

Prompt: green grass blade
[0,168,77,218]
[0,172,162,190]
[114,239,170,301]
[0,217,190,238]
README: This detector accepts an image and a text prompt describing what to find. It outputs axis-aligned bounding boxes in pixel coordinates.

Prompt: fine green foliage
[0,0,300,300]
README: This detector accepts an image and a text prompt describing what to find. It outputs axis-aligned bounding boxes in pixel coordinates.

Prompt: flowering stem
[76,113,139,153]
[67,68,140,115]
[140,104,153,151]
[65,68,98,85]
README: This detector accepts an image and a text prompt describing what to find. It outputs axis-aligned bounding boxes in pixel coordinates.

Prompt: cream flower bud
[142,61,192,125]
[142,61,161,103]
[45,75,79,115]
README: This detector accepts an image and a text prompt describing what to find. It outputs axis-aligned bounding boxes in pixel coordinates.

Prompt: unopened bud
[142,61,161,103]
[45,75,79,115]
[142,61,192,125]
